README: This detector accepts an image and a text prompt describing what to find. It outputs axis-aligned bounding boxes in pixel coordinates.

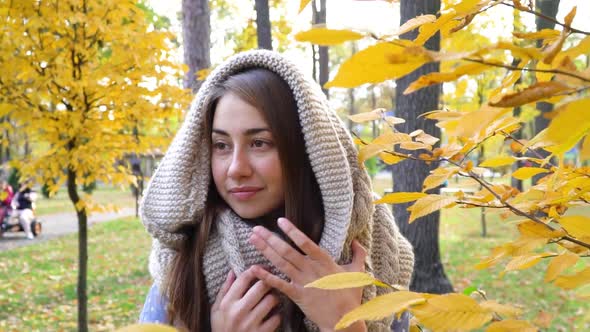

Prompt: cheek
[259,154,284,189]
[211,158,226,189]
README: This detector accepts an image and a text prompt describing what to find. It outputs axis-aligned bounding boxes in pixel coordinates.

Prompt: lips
[228,186,262,200]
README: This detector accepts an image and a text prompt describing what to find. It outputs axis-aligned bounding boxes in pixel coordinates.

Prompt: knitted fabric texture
[141,50,414,331]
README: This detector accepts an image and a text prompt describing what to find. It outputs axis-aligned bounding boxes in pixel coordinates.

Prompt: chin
[231,206,266,220]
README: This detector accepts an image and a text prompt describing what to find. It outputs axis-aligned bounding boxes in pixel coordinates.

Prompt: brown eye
[213,142,228,150]
[252,139,266,148]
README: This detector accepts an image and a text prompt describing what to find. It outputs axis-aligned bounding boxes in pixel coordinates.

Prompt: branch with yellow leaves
[463,58,590,83]
[442,157,590,251]
[501,1,590,36]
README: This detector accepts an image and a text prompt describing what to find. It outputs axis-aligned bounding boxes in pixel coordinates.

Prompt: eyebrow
[212,128,272,136]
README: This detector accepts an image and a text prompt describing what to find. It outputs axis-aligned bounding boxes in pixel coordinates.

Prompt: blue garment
[139,283,168,324]
[138,282,410,331]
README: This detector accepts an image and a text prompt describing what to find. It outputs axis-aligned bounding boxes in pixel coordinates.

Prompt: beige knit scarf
[141,50,415,331]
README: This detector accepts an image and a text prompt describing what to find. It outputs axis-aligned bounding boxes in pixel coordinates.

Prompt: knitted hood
[141,49,375,263]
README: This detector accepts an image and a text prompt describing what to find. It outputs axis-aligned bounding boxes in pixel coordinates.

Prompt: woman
[140,50,414,331]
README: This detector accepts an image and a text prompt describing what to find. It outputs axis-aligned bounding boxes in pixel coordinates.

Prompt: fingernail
[277,218,288,227]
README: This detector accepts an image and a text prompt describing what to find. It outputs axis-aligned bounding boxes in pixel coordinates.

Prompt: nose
[227,147,253,179]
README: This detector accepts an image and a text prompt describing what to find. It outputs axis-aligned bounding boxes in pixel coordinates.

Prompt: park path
[0,207,137,251]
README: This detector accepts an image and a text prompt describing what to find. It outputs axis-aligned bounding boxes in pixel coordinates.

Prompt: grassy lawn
[441,206,590,331]
[0,217,152,331]
[0,187,588,330]
[34,185,136,216]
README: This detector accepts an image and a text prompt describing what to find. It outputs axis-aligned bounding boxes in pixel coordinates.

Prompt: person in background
[0,179,14,223]
[11,180,37,239]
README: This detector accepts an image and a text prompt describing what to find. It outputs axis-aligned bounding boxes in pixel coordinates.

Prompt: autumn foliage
[0,0,190,205]
[297,0,590,331]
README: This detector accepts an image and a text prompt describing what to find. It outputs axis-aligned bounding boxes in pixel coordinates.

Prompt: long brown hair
[166,68,325,331]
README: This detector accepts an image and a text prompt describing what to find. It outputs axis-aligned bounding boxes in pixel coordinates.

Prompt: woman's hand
[211,267,281,332]
[249,217,367,332]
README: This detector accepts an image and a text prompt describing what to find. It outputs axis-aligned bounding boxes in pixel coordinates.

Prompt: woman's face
[211,92,285,219]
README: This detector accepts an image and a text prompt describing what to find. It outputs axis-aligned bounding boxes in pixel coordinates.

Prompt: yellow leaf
[489,41,543,61]
[348,108,386,123]
[517,220,565,239]
[299,0,311,13]
[358,142,387,166]
[374,192,428,204]
[422,167,458,193]
[559,215,590,238]
[414,11,456,46]
[451,0,490,15]
[553,267,590,289]
[563,6,577,28]
[399,141,432,151]
[542,23,569,64]
[485,319,538,332]
[513,29,560,40]
[479,301,522,317]
[505,253,552,271]
[326,42,427,88]
[0,103,14,117]
[379,152,404,165]
[489,82,571,108]
[196,68,211,81]
[373,132,413,146]
[556,35,590,64]
[512,167,550,180]
[404,63,487,94]
[415,132,439,146]
[543,98,590,153]
[395,14,437,36]
[295,28,364,46]
[408,195,456,223]
[115,324,178,332]
[535,61,554,82]
[305,272,389,290]
[480,155,517,168]
[358,132,411,165]
[476,246,510,270]
[451,106,511,140]
[335,291,426,329]
[545,252,579,282]
[410,293,492,331]
[422,110,463,121]
[384,116,406,126]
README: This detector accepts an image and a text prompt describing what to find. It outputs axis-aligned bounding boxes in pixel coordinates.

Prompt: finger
[212,270,235,311]
[349,239,367,272]
[240,279,271,310]
[259,314,281,332]
[277,218,329,260]
[252,265,298,300]
[224,267,258,302]
[246,293,280,328]
[250,230,302,278]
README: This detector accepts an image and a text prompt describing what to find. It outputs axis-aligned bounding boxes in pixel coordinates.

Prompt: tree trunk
[532,0,559,184]
[392,0,453,294]
[68,167,88,332]
[182,0,211,93]
[312,0,329,97]
[255,0,272,50]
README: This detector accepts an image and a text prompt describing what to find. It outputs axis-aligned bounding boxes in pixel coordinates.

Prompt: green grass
[441,206,590,331]
[0,217,152,331]
[34,185,136,216]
